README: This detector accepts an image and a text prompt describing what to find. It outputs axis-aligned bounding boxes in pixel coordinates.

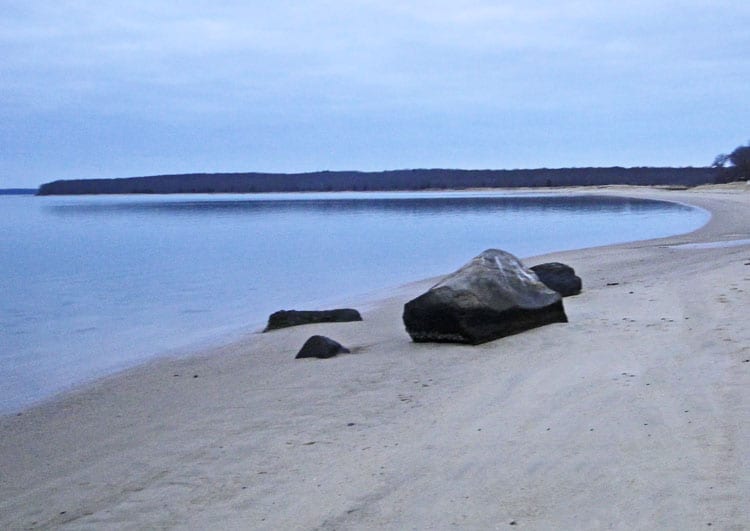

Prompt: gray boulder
[530,262,582,297]
[295,335,351,359]
[403,249,567,344]
[264,309,362,331]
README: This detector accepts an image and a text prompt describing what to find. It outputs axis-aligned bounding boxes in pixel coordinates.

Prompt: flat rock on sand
[264,309,363,331]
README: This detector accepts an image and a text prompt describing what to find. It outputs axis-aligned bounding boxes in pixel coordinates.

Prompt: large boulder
[530,262,582,297]
[403,249,567,344]
[264,309,362,331]
[295,335,350,359]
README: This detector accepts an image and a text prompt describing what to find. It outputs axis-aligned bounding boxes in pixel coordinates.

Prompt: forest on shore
[37,166,718,195]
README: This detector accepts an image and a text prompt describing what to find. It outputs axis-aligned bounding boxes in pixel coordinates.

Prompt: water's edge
[1,191,711,416]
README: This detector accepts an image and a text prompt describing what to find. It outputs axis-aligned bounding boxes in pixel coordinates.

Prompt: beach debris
[295,335,351,359]
[264,309,362,331]
[529,262,582,296]
[403,249,567,344]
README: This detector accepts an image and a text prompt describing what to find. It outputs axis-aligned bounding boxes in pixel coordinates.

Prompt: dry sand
[1,185,749,530]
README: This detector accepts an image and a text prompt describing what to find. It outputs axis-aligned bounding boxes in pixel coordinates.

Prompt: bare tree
[715,141,750,182]
[712,153,729,168]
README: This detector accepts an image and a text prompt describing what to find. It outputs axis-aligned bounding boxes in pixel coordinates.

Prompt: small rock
[295,335,350,359]
[530,262,582,297]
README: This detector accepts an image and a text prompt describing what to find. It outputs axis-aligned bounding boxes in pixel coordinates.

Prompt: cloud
[3,1,747,107]
[1,1,749,184]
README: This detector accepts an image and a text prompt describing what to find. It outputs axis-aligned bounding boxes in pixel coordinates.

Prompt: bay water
[0,191,709,413]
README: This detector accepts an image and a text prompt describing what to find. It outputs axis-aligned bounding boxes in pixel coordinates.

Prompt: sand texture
[1,186,749,529]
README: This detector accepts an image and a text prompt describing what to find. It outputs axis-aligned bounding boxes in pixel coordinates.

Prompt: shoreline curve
[1,184,748,529]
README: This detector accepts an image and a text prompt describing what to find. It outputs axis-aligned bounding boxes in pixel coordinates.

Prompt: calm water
[0,192,709,413]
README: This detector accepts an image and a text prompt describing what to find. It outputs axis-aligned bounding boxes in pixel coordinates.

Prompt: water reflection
[44,194,693,217]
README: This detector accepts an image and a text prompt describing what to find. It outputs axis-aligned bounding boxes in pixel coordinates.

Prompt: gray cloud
[1,1,749,186]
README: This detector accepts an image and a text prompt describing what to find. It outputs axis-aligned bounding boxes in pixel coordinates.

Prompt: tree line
[37,167,718,195]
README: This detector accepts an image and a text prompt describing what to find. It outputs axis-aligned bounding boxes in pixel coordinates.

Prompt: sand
[1,185,749,530]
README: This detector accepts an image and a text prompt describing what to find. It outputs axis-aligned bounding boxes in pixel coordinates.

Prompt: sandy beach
[1,185,749,530]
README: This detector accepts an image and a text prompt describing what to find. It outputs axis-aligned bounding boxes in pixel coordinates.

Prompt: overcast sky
[2,1,749,187]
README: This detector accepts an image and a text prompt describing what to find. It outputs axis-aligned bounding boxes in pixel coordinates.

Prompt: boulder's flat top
[429,248,562,309]
[1,185,749,530]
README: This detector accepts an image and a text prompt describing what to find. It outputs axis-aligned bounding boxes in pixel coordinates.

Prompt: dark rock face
[264,309,362,332]
[295,335,351,359]
[530,262,582,297]
[403,249,567,345]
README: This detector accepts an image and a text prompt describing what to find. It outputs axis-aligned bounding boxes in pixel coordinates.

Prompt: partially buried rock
[403,249,567,345]
[530,262,582,297]
[295,335,351,359]
[264,309,362,332]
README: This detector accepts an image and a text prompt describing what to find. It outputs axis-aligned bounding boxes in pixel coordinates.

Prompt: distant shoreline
[36,166,717,195]
[0,188,37,195]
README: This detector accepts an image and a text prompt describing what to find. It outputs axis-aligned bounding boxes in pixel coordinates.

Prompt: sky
[1,1,749,188]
